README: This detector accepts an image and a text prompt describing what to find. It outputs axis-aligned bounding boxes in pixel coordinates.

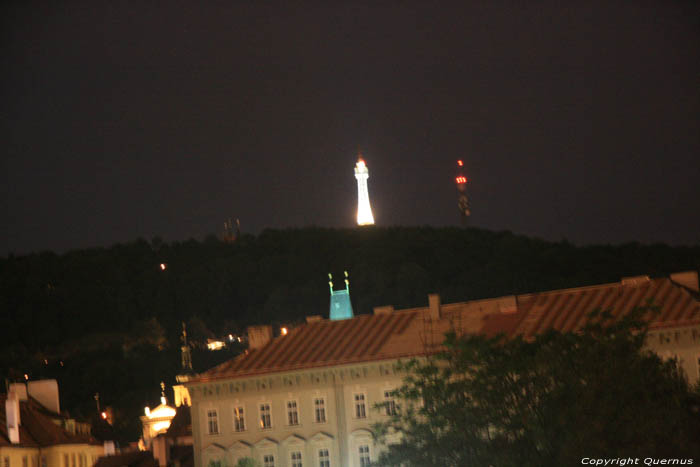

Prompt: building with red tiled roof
[185,271,700,467]
[1,381,104,467]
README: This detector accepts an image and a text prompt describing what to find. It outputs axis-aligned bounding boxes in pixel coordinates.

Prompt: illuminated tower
[354,156,375,225]
[329,271,354,321]
[455,159,471,221]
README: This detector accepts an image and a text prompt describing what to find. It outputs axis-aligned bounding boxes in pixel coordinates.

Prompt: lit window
[260,403,272,429]
[290,451,302,467]
[287,400,299,425]
[233,406,245,432]
[384,389,397,416]
[207,409,219,435]
[263,455,274,467]
[354,394,366,419]
[314,398,326,423]
[318,449,330,467]
[359,445,371,467]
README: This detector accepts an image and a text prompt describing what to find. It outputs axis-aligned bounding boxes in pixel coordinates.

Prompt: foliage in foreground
[374,305,700,466]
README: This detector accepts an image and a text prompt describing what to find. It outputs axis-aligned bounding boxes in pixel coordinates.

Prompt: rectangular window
[354,393,366,419]
[41,457,46,467]
[263,455,274,467]
[318,449,330,467]
[64,454,69,467]
[384,389,397,416]
[314,398,326,423]
[72,453,76,467]
[287,400,299,425]
[23,457,28,467]
[4,457,9,467]
[290,451,302,467]
[359,445,370,467]
[233,406,246,432]
[207,409,219,435]
[260,403,272,429]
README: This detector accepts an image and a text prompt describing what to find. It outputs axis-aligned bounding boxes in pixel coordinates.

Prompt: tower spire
[329,270,354,320]
[354,155,375,225]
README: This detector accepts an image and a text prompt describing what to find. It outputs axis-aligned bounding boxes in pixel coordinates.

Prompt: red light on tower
[455,176,467,184]
[457,160,463,167]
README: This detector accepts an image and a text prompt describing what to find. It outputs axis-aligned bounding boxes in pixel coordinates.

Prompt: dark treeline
[2,226,699,441]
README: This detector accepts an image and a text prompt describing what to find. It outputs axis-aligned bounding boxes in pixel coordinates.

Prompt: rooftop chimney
[9,383,28,401]
[5,391,20,444]
[28,380,60,414]
[247,325,273,350]
[428,294,441,320]
[373,305,394,315]
[670,271,699,292]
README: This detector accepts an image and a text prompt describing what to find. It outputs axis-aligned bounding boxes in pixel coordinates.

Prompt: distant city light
[101,412,107,420]
[228,334,234,341]
[457,160,463,166]
[281,327,288,336]
[207,339,225,350]
[456,176,467,184]
[160,263,167,271]
[24,374,29,380]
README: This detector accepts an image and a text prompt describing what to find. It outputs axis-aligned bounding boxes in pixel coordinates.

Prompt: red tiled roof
[0,395,97,447]
[194,275,700,383]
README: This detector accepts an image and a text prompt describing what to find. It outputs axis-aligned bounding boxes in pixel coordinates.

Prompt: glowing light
[207,340,225,350]
[457,160,463,166]
[24,374,29,380]
[228,334,233,341]
[101,412,107,420]
[152,421,171,432]
[160,263,166,271]
[354,158,375,225]
[456,176,467,184]
[281,327,288,336]
[145,407,150,416]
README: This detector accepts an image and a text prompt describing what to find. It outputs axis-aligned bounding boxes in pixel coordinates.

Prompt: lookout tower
[354,156,375,225]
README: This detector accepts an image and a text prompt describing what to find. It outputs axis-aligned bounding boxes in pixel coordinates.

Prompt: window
[233,406,246,432]
[4,457,9,467]
[318,449,330,467]
[314,398,326,423]
[359,445,370,467]
[384,389,397,416]
[72,453,76,467]
[287,400,299,425]
[354,393,366,419]
[263,454,274,467]
[290,451,302,467]
[64,454,69,467]
[207,409,219,435]
[259,403,272,429]
[23,457,28,467]
[41,457,46,467]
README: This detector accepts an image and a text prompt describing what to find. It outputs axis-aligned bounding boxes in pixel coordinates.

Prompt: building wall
[0,445,103,467]
[189,360,403,467]
[188,326,700,467]
[646,324,700,381]
[0,446,39,467]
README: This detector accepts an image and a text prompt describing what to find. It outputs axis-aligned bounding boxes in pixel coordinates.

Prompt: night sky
[2,1,699,255]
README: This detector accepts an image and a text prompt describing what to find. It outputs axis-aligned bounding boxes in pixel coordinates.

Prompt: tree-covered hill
[2,226,699,441]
